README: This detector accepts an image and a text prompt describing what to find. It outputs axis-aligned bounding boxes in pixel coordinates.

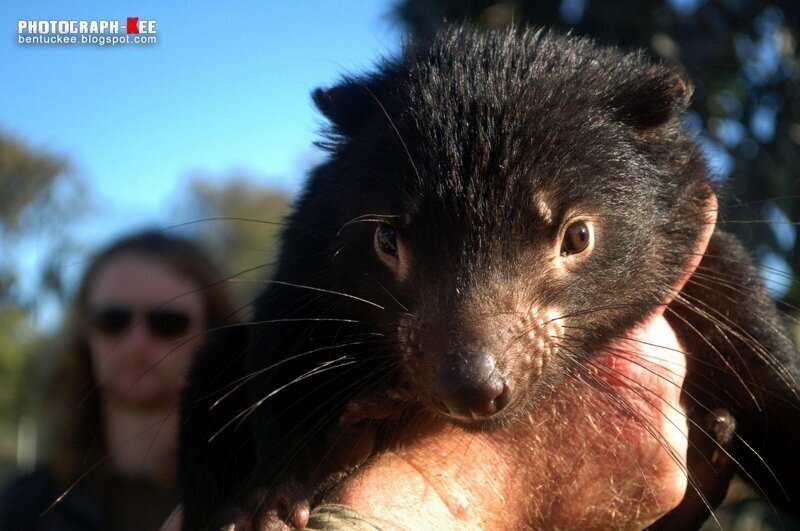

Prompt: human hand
[325,312,690,530]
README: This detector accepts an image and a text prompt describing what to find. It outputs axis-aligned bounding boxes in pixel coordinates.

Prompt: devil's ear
[313,79,384,137]
[609,66,692,131]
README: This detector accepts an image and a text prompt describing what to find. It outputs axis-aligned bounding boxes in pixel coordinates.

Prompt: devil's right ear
[313,78,386,138]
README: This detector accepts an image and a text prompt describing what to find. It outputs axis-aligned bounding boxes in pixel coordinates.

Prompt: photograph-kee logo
[125,17,155,34]
[17,18,158,47]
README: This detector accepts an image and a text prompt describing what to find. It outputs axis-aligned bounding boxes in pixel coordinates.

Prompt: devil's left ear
[608,65,692,131]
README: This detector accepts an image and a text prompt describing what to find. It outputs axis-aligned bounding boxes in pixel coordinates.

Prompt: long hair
[45,230,238,490]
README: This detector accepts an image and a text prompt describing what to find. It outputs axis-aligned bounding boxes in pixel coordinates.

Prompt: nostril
[432,352,509,420]
[469,382,509,418]
[434,399,451,416]
[494,384,509,411]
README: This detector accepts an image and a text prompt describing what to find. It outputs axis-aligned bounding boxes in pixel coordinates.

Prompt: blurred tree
[0,129,86,305]
[0,129,85,480]
[0,131,66,235]
[173,175,292,312]
[390,0,799,301]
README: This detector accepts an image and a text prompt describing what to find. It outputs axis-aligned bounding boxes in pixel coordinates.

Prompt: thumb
[658,189,718,313]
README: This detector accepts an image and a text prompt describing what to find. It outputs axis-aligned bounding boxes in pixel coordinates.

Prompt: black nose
[432,351,509,421]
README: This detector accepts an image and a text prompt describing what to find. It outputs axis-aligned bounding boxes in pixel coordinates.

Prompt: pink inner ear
[668,73,691,109]
[658,190,718,313]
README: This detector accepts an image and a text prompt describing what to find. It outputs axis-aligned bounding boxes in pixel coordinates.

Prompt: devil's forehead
[316,27,651,209]
[402,30,621,196]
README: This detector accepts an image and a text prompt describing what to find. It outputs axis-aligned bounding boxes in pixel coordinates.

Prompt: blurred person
[0,230,237,531]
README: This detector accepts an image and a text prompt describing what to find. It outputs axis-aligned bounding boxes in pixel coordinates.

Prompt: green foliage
[390,0,800,301]
[0,306,35,426]
[0,304,42,481]
[0,129,83,479]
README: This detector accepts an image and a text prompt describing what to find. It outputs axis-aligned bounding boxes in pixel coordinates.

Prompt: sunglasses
[88,306,194,339]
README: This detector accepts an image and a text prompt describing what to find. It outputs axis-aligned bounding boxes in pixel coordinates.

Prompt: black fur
[179,27,800,529]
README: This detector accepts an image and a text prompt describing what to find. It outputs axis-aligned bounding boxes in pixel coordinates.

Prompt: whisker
[363,85,422,186]
[210,338,386,409]
[672,291,799,399]
[209,356,359,442]
[250,279,385,310]
[337,213,404,236]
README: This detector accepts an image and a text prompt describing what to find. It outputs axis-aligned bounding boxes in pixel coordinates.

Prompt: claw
[648,408,738,529]
[214,480,310,531]
[275,480,311,529]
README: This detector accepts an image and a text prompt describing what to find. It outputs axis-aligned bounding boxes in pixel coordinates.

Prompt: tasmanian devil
[179,26,800,529]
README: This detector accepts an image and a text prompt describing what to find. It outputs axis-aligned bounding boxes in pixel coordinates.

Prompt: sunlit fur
[179,26,800,529]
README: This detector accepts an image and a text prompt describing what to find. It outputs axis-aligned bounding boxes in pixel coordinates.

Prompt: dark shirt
[0,467,176,531]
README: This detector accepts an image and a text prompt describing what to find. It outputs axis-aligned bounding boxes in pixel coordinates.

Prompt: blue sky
[1,1,401,241]
[1,1,402,327]
[1,1,794,318]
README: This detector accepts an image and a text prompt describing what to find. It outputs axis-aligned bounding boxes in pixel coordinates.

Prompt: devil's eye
[561,221,591,255]
[375,224,398,256]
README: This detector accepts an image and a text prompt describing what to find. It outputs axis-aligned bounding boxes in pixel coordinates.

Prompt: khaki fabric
[306,503,385,530]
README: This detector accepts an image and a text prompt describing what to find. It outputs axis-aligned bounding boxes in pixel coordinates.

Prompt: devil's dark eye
[561,221,591,255]
[375,224,398,256]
